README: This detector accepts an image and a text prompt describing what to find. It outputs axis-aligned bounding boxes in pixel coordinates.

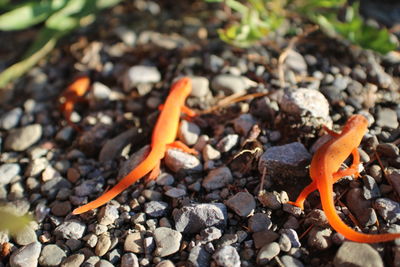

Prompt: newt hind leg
[146,161,161,181]
[167,141,198,155]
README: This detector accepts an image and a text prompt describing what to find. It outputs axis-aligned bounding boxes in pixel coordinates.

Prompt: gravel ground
[1,1,400,267]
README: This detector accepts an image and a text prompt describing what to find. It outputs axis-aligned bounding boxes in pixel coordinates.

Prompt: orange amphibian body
[59,76,91,128]
[289,114,400,243]
[72,77,197,215]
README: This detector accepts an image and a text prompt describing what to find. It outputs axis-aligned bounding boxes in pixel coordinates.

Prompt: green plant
[0,0,122,88]
[0,208,32,235]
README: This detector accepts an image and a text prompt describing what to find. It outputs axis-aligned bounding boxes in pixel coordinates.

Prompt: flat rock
[233,114,257,136]
[173,203,227,234]
[376,107,399,129]
[225,191,256,217]
[333,241,383,267]
[153,227,182,257]
[14,226,37,246]
[10,242,41,267]
[248,213,272,232]
[124,232,144,253]
[5,124,42,151]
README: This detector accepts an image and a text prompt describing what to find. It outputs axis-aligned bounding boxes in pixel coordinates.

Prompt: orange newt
[73,77,197,214]
[59,76,91,130]
[289,114,400,243]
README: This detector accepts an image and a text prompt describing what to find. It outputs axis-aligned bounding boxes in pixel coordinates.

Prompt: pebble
[362,175,381,200]
[202,144,221,161]
[373,198,400,223]
[5,124,42,151]
[346,188,377,226]
[387,169,400,196]
[99,128,139,162]
[0,163,20,185]
[144,201,168,217]
[54,220,86,239]
[123,65,161,91]
[285,50,307,74]
[173,203,227,233]
[39,244,67,267]
[153,227,182,257]
[115,26,136,47]
[233,114,257,136]
[164,149,202,173]
[307,227,332,250]
[51,201,71,216]
[0,107,22,130]
[333,241,383,267]
[281,255,304,267]
[280,229,301,248]
[14,226,37,245]
[165,187,186,198]
[225,191,256,217]
[256,242,280,265]
[61,254,85,267]
[212,245,240,267]
[258,191,282,210]
[124,232,144,253]
[211,74,256,95]
[376,143,399,158]
[42,165,61,182]
[178,120,200,146]
[188,245,211,267]
[258,142,311,182]
[41,176,71,199]
[142,189,163,201]
[279,233,292,252]
[10,242,41,267]
[304,209,329,227]
[252,230,280,249]
[280,89,331,124]
[376,107,399,129]
[200,226,222,242]
[96,260,114,267]
[25,157,48,177]
[95,234,112,256]
[74,177,104,197]
[216,134,239,152]
[156,172,175,186]
[248,213,272,232]
[55,126,74,143]
[202,166,233,191]
[190,76,211,98]
[155,260,175,267]
[98,204,119,225]
[91,82,112,100]
[121,253,139,267]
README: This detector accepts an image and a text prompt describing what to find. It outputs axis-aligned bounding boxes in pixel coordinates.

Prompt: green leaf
[0,208,32,235]
[0,0,67,31]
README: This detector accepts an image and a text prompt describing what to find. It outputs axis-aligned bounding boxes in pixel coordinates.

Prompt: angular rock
[153,227,182,257]
[54,220,86,239]
[225,191,256,217]
[188,245,211,267]
[144,201,168,217]
[202,167,233,191]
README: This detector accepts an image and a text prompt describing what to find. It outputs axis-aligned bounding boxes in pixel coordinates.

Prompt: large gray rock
[333,241,383,267]
[5,124,42,151]
[10,242,41,267]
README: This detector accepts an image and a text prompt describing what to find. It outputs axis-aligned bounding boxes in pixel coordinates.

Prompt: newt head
[170,77,192,97]
[342,114,368,133]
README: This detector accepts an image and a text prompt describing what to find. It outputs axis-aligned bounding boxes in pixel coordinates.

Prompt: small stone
[387,169,400,196]
[0,163,20,185]
[5,124,42,151]
[252,230,280,249]
[258,191,281,210]
[200,227,223,242]
[190,76,211,98]
[153,227,182,257]
[54,220,86,239]
[225,191,256,217]
[155,260,175,267]
[279,233,292,252]
[123,65,161,91]
[308,227,332,250]
[233,114,257,136]
[285,50,307,74]
[74,177,104,197]
[373,198,400,223]
[211,74,256,95]
[124,232,144,253]
[61,254,85,267]
[202,166,233,191]
[65,239,81,251]
[99,128,139,163]
[333,241,383,267]
[281,255,304,267]
[173,203,227,234]
[144,201,168,217]
[346,188,377,226]
[376,143,399,158]
[10,242,41,267]
[95,234,112,257]
[142,189,162,201]
[202,144,221,161]
[216,134,239,152]
[212,245,240,267]
[164,149,202,173]
[188,245,211,267]
[91,82,112,100]
[42,166,61,182]
[280,229,301,248]
[376,108,398,129]
[121,253,139,267]
[256,242,280,265]
[39,244,66,267]
[115,26,136,47]
[95,259,114,267]
[41,176,71,199]
[0,107,22,130]
[178,120,200,146]
[55,127,74,143]
[97,204,119,226]
[14,226,37,245]
[363,175,381,200]
[248,213,272,232]
[51,201,71,216]
[25,157,48,177]
[156,172,175,186]
[165,187,186,198]
[304,209,329,227]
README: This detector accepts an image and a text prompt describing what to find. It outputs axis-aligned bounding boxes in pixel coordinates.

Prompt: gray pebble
[373,198,400,223]
[281,255,304,267]
[51,201,72,216]
[346,188,377,226]
[142,189,162,201]
[304,209,329,227]
[75,177,104,197]
[190,76,211,98]
[41,176,71,199]
[5,124,42,151]
[279,233,292,252]
[98,204,119,225]
[124,232,144,253]
[95,259,114,267]
[65,239,81,252]
[216,134,239,152]
[248,213,272,232]
[91,82,111,100]
[202,166,233,191]
[188,245,211,267]
[200,226,223,242]
[61,254,85,267]
[376,107,398,129]
[173,203,227,234]
[377,143,399,158]
[285,50,307,74]
[165,187,186,198]
[54,220,86,239]
[252,230,280,249]
[95,234,111,257]
[256,242,280,265]
[153,227,182,257]
[280,229,301,248]
[39,244,66,267]
[212,245,240,267]
[387,169,400,196]
[14,226,37,245]
[178,120,200,146]
[333,241,383,267]
[144,201,168,217]
[25,157,48,177]
[258,191,282,210]
[363,175,381,200]
[307,227,332,250]
[233,114,257,136]
[99,128,139,162]
[282,203,302,217]
[115,26,136,47]
[0,163,20,185]
[10,242,41,267]
[0,107,22,130]
[164,149,202,173]
[211,74,256,95]
[123,65,161,91]
[121,253,139,267]
[156,172,175,186]
[55,126,74,143]
[202,144,221,161]
[225,191,256,217]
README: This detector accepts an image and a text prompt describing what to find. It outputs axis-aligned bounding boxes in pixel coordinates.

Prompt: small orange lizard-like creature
[59,76,91,130]
[73,77,197,214]
[289,114,400,243]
